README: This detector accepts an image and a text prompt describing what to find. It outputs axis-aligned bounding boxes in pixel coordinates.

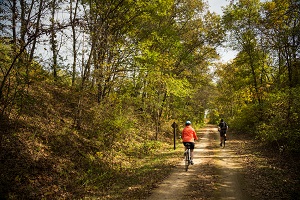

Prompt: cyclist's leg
[190,143,195,159]
[183,142,190,159]
[220,131,225,146]
[219,132,223,146]
[185,149,190,171]
[184,149,189,171]
[190,142,195,164]
[183,142,187,156]
[220,136,223,146]
[190,149,194,164]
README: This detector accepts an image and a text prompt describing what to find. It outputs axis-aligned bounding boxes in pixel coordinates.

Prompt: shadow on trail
[147,124,252,200]
[149,124,300,200]
[181,124,252,200]
[183,162,249,200]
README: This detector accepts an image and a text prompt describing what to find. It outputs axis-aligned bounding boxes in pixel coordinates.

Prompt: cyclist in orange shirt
[182,121,198,165]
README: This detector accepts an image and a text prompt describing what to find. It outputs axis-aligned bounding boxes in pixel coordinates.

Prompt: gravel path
[147,125,251,200]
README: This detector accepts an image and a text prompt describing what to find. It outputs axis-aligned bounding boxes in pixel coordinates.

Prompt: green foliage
[255,87,300,151]
[166,76,192,98]
[211,0,300,154]
[229,104,260,134]
[0,0,261,198]
[90,103,135,147]
[130,140,163,158]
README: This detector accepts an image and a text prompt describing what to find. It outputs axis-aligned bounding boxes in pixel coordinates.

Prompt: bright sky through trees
[207,0,237,62]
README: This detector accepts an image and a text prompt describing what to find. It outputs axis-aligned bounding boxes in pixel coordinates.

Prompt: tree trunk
[50,0,58,80]
[70,0,79,86]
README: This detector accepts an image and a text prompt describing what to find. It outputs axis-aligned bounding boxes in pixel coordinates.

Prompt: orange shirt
[182,125,198,142]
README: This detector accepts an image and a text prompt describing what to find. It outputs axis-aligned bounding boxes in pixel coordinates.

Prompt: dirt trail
[147,125,251,200]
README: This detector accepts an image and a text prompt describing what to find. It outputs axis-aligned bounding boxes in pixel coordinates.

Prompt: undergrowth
[0,81,182,199]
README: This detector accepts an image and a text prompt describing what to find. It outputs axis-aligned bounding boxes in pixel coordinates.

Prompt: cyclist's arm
[193,131,198,141]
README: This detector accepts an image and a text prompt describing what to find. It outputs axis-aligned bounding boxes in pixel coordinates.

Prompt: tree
[69,0,80,86]
[223,0,265,105]
[50,0,58,80]
[218,0,300,150]
[0,0,49,118]
[262,0,300,120]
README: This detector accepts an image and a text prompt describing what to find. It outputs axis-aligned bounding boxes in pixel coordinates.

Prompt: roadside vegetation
[0,0,299,199]
[208,0,300,153]
[0,77,184,199]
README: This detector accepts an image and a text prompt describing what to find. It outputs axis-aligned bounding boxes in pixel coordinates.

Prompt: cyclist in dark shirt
[218,119,228,147]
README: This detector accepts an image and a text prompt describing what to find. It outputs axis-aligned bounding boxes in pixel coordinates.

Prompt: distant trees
[0,0,222,139]
[211,0,300,151]
[2,0,299,150]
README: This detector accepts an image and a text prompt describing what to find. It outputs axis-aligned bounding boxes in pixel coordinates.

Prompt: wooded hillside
[0,0,299,198]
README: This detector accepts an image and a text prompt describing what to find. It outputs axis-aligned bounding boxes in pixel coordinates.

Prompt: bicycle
[184,143,191,171]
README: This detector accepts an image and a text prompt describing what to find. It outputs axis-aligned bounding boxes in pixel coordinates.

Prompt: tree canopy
[211,0,300,151]
[1,0,300,149]
[1,0,300,198]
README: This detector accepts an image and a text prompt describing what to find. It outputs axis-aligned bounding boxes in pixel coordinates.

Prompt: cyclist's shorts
[183,142,195,149]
